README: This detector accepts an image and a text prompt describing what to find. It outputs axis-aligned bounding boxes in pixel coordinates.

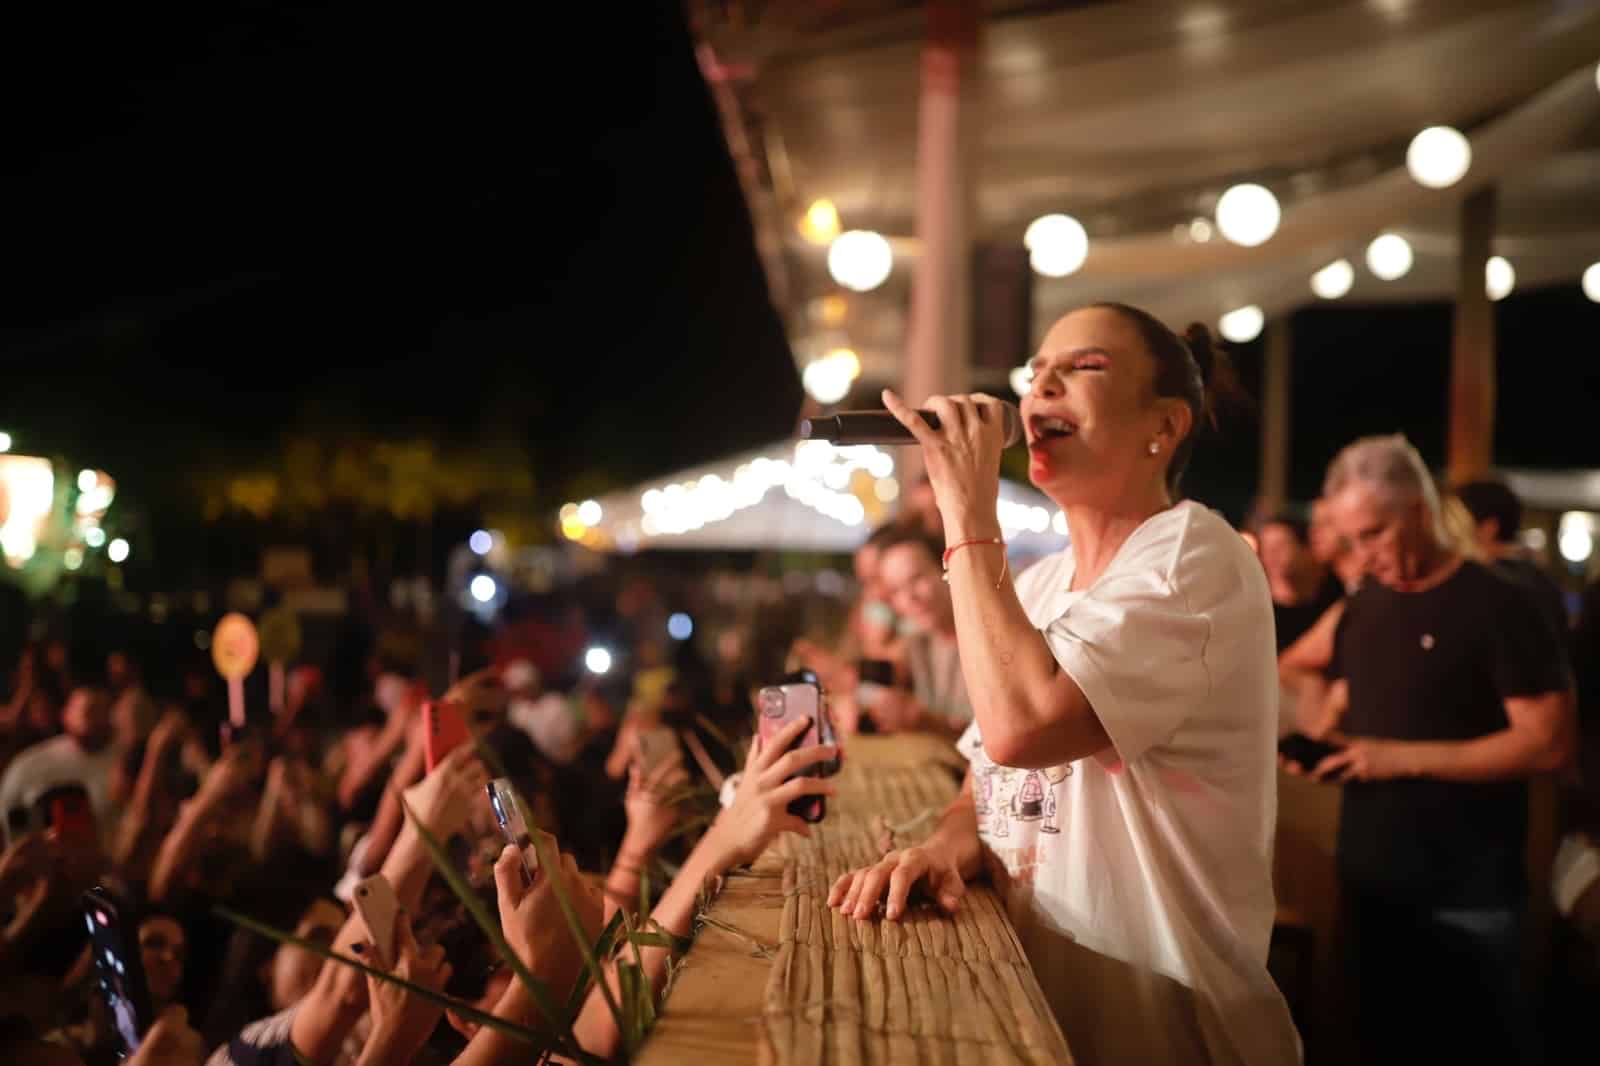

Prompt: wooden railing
[637,734,1074,1066]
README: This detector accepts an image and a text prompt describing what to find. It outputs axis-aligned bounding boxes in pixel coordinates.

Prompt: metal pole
[1258,320,1292,515]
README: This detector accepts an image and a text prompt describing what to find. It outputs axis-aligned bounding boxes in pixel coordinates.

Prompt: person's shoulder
[1014,546,1072,599]
[3,734,73,777]
[1134,502,1256,585]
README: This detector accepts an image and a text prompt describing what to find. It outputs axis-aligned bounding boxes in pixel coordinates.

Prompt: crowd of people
[3,303,1599,1066]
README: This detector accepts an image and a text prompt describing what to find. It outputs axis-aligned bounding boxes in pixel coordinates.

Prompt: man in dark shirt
[1456,478,1571,653]
[1282,436,1574,1066]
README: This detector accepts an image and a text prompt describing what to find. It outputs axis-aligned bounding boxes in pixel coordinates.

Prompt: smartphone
[1278,733,1343,773]
[82,886,157,1058]
[756,682,830,823]
[423,699,471,773]
[486,778,538,885]
[41,784,97,849]
[352,874,400,968]
[636,725,679,774]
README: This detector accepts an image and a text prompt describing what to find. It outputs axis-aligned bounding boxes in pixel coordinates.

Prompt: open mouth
[1028,414,1077,445]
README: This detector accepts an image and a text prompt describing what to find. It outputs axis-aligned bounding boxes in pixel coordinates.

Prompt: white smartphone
[352,874,400,968]
[487,778,539,885]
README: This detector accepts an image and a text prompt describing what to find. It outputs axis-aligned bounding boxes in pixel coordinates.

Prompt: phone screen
[83,888,156,1057]
[486,779,536,883]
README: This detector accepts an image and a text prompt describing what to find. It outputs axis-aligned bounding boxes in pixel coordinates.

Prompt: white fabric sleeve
[1039,540,1215,766]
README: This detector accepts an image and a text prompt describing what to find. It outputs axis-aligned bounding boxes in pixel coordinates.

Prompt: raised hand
[494,836,605,1000]
[360,911,452,1066]
[700,717,837,871]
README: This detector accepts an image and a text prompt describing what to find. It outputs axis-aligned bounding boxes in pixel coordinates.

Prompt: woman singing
[828,304,1301,1065]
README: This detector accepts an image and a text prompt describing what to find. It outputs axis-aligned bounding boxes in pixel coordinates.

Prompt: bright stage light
[1406,126,1471,189]
[1214,184,1280,247]
[1024,214,1089,277]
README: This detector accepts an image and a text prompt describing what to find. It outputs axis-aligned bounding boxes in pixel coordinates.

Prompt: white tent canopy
[569,439,1069,556]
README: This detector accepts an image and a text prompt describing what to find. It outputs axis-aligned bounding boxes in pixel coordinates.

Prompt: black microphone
[800,403,1024,447]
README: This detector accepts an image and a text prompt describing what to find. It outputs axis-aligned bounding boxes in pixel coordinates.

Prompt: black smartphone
[82,886,157,1058]
[1278,733,1343,773]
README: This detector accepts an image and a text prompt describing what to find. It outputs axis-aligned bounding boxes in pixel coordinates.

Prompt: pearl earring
[1147,441,1160,455]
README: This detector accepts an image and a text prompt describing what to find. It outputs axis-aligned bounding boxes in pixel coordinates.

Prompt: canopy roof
[571,438,1068,555]
[693,0,1600,385]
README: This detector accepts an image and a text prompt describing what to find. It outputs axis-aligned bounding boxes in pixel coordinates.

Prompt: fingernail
[886,905,899,920]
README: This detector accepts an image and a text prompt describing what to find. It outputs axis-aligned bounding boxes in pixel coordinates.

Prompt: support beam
[1447,187,1497,484]
[1258,320,1292,515]
[902,0,979,410]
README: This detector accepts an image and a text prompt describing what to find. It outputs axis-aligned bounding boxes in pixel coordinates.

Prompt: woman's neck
[1062,485,1173,591]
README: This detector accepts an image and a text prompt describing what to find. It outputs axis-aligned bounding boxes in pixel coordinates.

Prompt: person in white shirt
[0,685,120,842]
[828,303,1300,1065]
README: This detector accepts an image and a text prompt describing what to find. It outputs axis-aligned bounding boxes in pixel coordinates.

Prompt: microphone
[800,403,1025,447]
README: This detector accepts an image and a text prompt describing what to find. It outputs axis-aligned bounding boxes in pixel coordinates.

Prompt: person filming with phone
[827,304,1300,1064]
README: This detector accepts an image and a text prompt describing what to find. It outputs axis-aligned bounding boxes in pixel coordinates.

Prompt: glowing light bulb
[1023,214,1089,277]
[1310,259,1354,300]
[470,575,497,603]
[1218,305,1265,343]
[1405,126,1472,189]
[85,527,106,548]
[1485,256,1515,301]
[1584,262,1600,303]
[799,198,841,245]
[667,613,693,640]
[1214,184,1280,247]
[585,647,613,675]
[78,469,97,492]
[469,529,492,555]
[577,500,602,525]
[108,538,129,563]
[1366,233,1413,281]
[827,230,893,292]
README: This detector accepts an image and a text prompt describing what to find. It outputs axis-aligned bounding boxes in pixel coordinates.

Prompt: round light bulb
[1582,262,1600,303]
[1023,214,1089,277]
[1310,259,1355,300]
[667,613,693,641]
[108,538,130,563]
[802,357,854,405]
[469,575,497,603]
[827,230,893,292]
[468,529,492,555]
[1366,233,1414,281]
[0,432,12,453]
[84,527,106,548]
[1485,256,1515,301]
[63,548,84,571]
[1558,512,1594,564]
[1214,184,1281,247]
[77,469,97,492]
[584,647,613,675]
[1218,305,1265,343]
[1405,126,1472,189]
[1009,365,1034,397]
[577,500,602,526]
[800,198,840,245]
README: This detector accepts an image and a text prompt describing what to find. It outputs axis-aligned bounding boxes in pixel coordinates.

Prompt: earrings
[1147,441,1160,455]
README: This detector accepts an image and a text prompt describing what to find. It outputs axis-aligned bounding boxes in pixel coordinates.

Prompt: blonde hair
[1323,434,1447,542]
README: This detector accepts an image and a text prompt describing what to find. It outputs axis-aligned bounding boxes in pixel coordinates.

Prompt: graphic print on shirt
[1039,764,1071,834]
[974,767,993,816]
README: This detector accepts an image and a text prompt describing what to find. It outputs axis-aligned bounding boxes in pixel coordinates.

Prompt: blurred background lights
[78,469,97,492]
[1218,305,1265,343]
[108,538,130,563]
[1558,512,1594,564]
[84,527,106,548]
[1214,184,1280,247]
[584,647,613,675]
[827,230,893,292]
[1310,259,1354,300]
[802,350,859,405]
[1023,214,1089,277]
[468,529,492,555]
[1585,262,1600,303]
[63,548,83,571]
[667,612,693,640]
[1485,256,1515,301]
[0,432,12,453]
[577,499,602,525]
[1366,233,1414,281]
[1009,365,1034,397]
[1405,126,1471,188]
[799,198,840,245]
[469,574,497,603]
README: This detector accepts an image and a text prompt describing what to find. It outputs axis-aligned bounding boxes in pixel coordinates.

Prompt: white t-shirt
[957,501,1300,1065]
[0,734,121,843]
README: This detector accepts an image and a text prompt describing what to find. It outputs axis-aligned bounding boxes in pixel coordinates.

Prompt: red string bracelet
[942,537,1008,587]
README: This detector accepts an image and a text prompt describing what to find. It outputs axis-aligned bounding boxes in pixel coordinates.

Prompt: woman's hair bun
[1182,322,1217,387]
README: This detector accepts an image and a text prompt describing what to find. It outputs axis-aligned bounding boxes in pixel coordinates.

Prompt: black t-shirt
[1330,560,1568,908]
[1493,557,1571,675]
[1272,571,1344,652]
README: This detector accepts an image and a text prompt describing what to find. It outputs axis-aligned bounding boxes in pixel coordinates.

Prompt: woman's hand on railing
[827,844,966,922]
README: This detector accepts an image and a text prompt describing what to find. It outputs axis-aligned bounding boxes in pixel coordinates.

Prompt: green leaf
[213,906,558,1051]
[523,803,627,1040]
[563,908,625,1024]
[625,932,677,949]
[397,796,591,1063]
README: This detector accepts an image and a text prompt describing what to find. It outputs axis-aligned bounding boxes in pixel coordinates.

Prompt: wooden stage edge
[636,734,1075,1066]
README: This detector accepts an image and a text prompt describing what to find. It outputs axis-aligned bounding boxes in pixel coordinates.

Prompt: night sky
[3,4,1597,572]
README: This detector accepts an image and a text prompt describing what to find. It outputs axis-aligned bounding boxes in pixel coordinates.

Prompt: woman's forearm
[922,781,983,881]
[943,540,1100,767]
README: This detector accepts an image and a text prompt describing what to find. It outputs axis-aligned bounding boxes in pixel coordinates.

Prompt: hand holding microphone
[872,389,1011,545]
